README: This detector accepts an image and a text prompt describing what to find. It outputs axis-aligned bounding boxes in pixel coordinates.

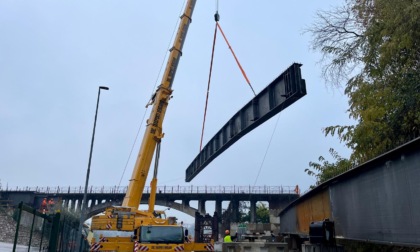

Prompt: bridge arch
[156,200,198,217]
[86,200,122,220]
[85,199,199,221]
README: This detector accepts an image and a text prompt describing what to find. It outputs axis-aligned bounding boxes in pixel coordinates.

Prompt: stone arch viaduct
[1,185,298,227]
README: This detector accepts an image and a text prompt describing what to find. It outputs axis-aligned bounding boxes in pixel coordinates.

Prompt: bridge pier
[215,200,222,216]
[64,199,75,212]
[63,199,69,210]
[78,199,82,213]
[269,198,293,231]
[231,201,240,222]
[250,200,256,223]
[198,200,206,215]
[68,199,73,211]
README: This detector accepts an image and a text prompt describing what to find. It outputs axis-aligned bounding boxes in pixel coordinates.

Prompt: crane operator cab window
[139,225,184,244]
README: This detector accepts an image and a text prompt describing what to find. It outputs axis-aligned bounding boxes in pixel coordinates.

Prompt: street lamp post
[76,86,109,252]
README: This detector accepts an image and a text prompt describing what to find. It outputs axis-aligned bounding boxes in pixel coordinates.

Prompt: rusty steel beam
[185,63,307,182]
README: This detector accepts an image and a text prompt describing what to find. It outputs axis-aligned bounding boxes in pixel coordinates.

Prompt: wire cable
[253,113,282,186]
[199,22,219,151]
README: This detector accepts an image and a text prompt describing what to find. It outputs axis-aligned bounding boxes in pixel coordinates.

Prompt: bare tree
[306,0,365,87]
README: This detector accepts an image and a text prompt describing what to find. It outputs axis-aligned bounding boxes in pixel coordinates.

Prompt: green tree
[239,202,270,223]
[255,202,270,223]
[239,201,250,223]
[305,148,355,186]
[305,0,420,184]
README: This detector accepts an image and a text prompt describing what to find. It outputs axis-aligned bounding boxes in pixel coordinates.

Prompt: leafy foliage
[255,202,270,223]
[239,202,270,223]
[305,148,355,187]
[239,201,250,223]
[305,0,420,185]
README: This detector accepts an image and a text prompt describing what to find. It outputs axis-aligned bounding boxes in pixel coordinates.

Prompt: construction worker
[41,198,47,213]
[223,230,237,242]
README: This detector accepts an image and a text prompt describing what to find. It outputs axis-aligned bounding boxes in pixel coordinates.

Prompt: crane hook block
[214,12,220,22]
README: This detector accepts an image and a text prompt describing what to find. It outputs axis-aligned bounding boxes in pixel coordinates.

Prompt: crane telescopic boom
[89,2,217,252]
[122,0,196,209]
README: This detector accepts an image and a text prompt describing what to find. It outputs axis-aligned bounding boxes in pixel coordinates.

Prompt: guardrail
[0,185,298,195]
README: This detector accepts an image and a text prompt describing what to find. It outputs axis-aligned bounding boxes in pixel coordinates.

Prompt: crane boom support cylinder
[122,0,196,208]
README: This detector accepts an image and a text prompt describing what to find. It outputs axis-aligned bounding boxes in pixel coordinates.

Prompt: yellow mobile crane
[89,1,215,251]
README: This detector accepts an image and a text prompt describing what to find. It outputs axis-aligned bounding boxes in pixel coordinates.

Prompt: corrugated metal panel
[185,63,307,182]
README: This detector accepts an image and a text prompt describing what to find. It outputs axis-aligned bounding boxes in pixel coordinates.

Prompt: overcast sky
[1,1,352,222]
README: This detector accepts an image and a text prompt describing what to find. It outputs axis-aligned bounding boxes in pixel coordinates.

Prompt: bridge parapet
[1,185,297,195]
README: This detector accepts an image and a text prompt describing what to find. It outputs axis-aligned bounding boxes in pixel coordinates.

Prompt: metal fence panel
[0,202,82,252]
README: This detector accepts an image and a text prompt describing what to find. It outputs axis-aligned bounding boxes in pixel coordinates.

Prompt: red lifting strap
[216,22,256,96]
[200,19,257,151]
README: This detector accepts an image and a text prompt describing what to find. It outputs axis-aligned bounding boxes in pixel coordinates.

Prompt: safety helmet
[225,230,230,235]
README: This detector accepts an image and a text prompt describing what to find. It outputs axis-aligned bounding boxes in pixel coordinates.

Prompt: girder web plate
[185,63,307,182]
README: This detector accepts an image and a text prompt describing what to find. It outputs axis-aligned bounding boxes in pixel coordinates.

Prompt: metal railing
[1,185,298,195]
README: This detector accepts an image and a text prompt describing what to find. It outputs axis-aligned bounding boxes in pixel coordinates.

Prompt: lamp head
[99,86,109,90]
